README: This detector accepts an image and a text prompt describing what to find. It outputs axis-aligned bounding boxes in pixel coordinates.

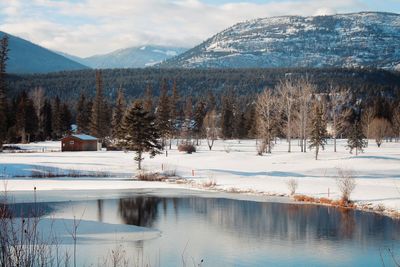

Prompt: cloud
[0,0,372,57]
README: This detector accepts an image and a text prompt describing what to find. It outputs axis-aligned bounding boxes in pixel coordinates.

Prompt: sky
[0,0,399,58]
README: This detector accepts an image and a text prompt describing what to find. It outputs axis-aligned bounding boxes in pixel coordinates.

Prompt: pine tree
[193,99,207,145]
[155,79,170,146]
[309,103,328,160]
[221,93,234,139]
[182,96,193,141]
[235,112,247,139]
[90,70,109,139]
[169,80,180,146]
[207,90,216,112]
[0,35,9,150]
[76,93,91,134]
[60,103,72,135]
[112,88,126,139]
[15,92,38,143]
[119,101,162,170]
[52,97,62,139]
[143,84,153,114]
[42,99,53,140]
[347,121,366,155]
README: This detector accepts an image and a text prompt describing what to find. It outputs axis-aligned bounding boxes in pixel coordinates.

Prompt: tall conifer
[120,101,162,169]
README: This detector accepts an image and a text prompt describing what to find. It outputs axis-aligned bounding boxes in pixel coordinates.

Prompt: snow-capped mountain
[159,12,400,69]
[79,45,187,68]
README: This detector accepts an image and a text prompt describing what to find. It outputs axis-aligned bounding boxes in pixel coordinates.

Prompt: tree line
[1,34,400,167]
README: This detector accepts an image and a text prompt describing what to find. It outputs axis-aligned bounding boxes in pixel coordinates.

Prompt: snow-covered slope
[160,12,400,69]
[81,45,187,68]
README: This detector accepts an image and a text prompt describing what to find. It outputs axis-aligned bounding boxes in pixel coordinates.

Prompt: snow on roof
[71,134,98,141]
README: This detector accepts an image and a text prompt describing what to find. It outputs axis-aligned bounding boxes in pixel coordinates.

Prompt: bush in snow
[286,179,298,195]
[178,143,196,154]
[336,168,356,203]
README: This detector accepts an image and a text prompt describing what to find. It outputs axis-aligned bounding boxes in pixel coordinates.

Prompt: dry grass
[136,171,166,181]
[293,194,355,208]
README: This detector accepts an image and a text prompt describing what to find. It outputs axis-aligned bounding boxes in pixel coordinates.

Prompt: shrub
[136,171,165,181]
[178,143,196,154]
[202,179,217,188]
[286,179,298,195]
[336,168,356,203]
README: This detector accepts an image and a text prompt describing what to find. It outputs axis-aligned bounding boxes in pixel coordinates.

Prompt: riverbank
[1,139,399,218]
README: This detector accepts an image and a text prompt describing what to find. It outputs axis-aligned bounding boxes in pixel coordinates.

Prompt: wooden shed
[61,134,100,152]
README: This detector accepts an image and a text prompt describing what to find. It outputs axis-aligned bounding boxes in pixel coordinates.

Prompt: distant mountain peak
[80,45,187,69]
[159,11,400,69]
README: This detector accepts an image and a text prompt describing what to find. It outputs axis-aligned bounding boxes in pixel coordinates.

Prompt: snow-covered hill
[80,45,187,68]
[159,12,400,69]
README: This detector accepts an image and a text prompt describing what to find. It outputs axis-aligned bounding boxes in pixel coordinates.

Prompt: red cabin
[61,134,100,152]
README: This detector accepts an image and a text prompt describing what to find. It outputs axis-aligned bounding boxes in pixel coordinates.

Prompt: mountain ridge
[0,31,89,74]
[60,45,188,69]
[158,12,400,69]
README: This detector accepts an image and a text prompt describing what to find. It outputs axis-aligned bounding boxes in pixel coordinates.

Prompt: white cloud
[0,0,369,57]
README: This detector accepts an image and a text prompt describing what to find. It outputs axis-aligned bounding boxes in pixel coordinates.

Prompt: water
[4,189,400,266]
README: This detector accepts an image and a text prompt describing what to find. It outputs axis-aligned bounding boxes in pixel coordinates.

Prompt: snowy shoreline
[1,139,400,218]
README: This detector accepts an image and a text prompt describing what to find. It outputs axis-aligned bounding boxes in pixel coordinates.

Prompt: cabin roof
[69,134,98,141]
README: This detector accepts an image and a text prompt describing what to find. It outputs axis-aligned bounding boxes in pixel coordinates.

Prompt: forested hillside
[7,67,400,102]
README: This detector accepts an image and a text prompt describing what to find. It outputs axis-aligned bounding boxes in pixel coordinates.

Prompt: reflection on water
[118,197,161,227]
[6,193,400,266]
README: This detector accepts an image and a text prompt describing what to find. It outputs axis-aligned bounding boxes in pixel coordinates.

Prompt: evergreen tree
[90,70,109,139]
[193,99,207,145]
[235,111,247,139]
[182,96,193,140]
[60,103,72,135]
[207,90,217,112]
[112,88,126,139]
[169,80,180,146]
[42,99,53,140]
[119,101,162,170]
[245,103,257,138]
[347,121,366,155]
[143,84,153,114]
[309,103,328,160]
[221,93,234,139]
[0,35,9,150]
[52,97,62,139]
[76,93,91,134]
[15,92,38,143]
[155,79,171,146]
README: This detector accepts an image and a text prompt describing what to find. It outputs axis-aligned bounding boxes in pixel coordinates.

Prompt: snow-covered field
[1,139,400,213]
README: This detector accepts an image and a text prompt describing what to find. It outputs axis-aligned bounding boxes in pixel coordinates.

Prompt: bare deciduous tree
[256,89,278,154]
[370,117,392,147]
[336,168,356,203]
[361,107,375,147]
[287,178,298,195]
[203,109,218,150]
[277,79,296,152]
[328,86,349,152]
[392,104,400,142]
[295,78,315,153]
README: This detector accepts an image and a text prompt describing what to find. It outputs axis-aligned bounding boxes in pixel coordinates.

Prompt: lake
[4,189,400,266]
